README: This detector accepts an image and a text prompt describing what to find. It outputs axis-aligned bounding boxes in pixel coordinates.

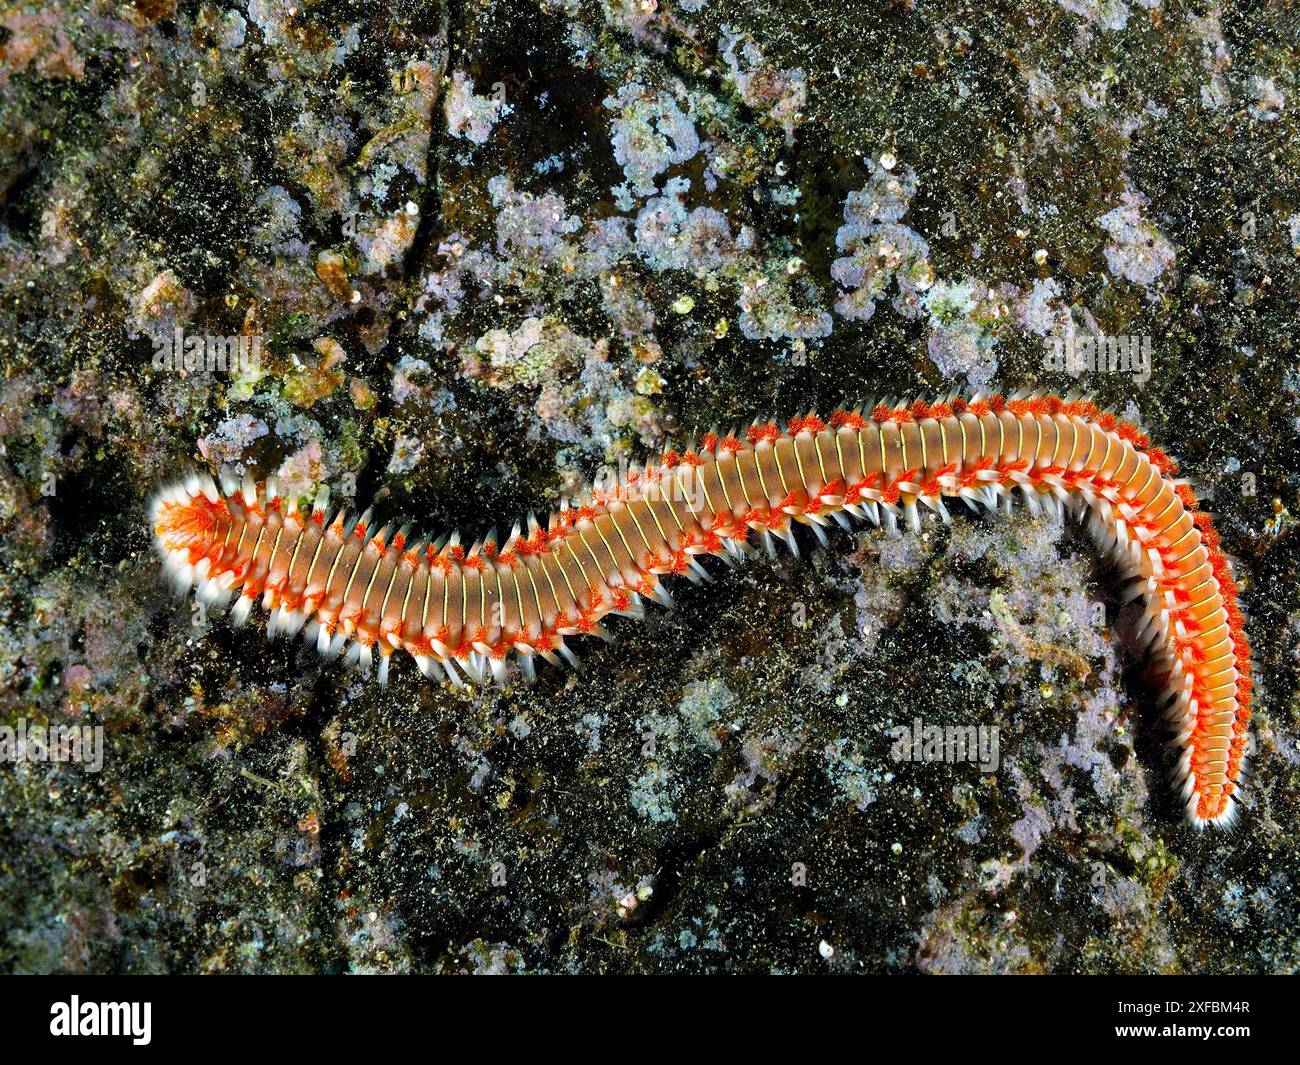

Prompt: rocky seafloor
[1,0,1297,974]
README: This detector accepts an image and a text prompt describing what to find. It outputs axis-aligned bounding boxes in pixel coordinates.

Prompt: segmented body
[152,393,1252,827]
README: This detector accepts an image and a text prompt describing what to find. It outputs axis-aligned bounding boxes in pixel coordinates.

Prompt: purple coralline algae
[634,179,752,273]
[488,175,582,262]
[605,81,702,204]
[197,414,270,474]
[719,26,808,146]
[1054,0,1133,33]
[1096,183,1176,287]
[1248,76,1286,122]
[922,280,1004,389]
[444,71,508,145]
[831,163,934,323]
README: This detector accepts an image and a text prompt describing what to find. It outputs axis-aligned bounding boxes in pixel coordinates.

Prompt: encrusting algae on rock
[4,0,1298,975]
